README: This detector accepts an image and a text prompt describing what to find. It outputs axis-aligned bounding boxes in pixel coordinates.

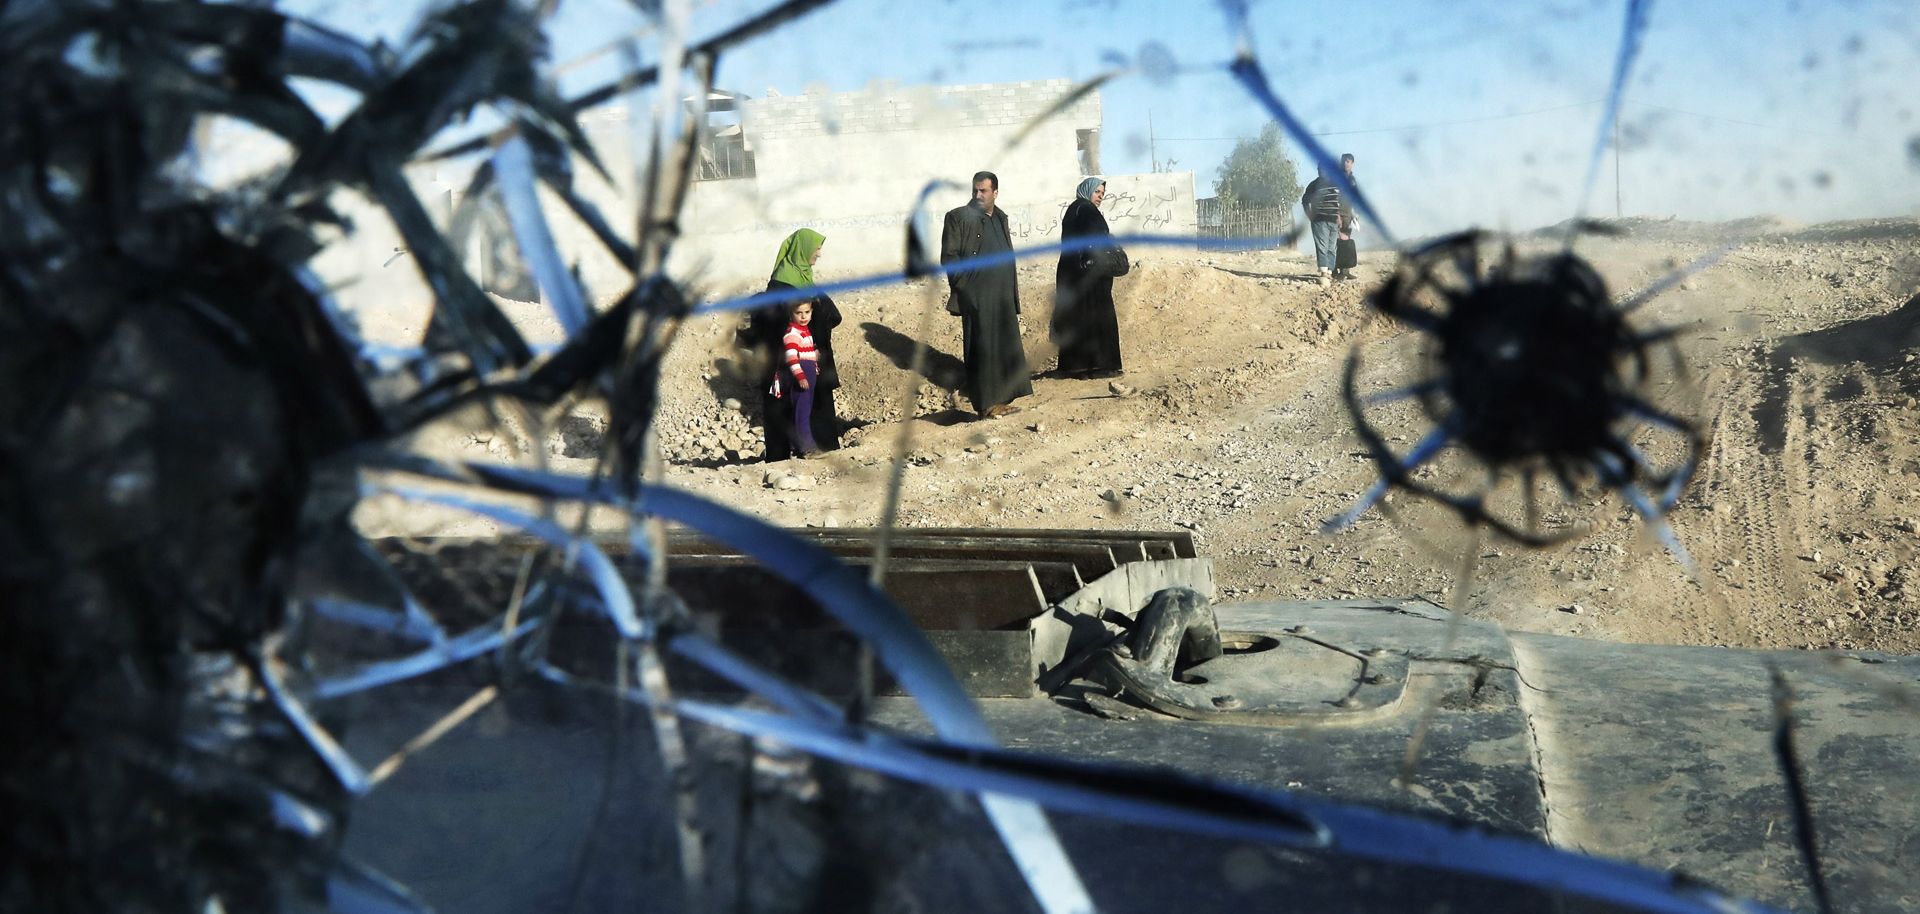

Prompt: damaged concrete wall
[993,170,1198,242]
[1094,172,1196,237]
[270,79,1194,329]
[653,79,1104,284]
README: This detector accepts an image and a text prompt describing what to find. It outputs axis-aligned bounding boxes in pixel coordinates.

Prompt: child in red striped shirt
[782,300,821,455]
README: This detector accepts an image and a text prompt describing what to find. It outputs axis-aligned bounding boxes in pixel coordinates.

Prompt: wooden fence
[1197,206,1295,245]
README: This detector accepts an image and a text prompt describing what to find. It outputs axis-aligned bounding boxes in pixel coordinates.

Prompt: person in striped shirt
[782,300,822,456]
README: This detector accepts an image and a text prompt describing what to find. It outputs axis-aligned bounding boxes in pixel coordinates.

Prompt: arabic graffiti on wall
[676,173,1197,284]
[1004,173,1195,239]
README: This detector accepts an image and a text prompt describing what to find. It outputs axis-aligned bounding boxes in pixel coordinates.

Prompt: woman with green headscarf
[749,228,843,460]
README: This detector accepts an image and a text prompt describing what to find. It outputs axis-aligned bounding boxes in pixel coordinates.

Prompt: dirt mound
[656,219,1920,656]
[1511,222,1920,652]
[1785,218,1920,245]
[1528,214,1920,249]
[1526,214,1804,244]
[639,252,1372,464]
[1772,292,1920,389]
[381,216,1920,657]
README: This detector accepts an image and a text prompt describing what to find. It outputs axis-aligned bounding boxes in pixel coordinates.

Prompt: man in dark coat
[940,171,1032,418]
[1051,176,1125,378]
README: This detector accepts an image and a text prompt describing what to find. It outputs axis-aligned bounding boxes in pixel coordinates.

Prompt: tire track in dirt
[1696,364,1735,525]
[1772,357,1818,634]
[1674,366,1739,644]
[1687,357,1799,644]
[1720,345,1813,643]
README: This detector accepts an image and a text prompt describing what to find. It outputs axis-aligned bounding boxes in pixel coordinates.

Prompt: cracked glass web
[9,0,1920,912]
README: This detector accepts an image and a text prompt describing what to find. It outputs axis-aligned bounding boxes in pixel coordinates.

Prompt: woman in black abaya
[750,228,843,460]
[1051,176,1126,378]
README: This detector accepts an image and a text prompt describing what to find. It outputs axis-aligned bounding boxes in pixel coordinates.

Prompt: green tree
[1213,123,1301,211]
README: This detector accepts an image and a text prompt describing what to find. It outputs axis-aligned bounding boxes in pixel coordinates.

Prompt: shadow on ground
[861,321,965,390]
[1755,293,1920,452]
[1208,265,1341,286]
[909,408,979,427]
[705,353,767,407]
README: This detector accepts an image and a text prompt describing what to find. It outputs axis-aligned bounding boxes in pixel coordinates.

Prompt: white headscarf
[1075,176,1106,202]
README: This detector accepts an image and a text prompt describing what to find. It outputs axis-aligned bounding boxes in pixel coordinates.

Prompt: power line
[1624,101,1779,130]
[1314,99,1603,136]
[1152,96,1805,147]
[1155,99,1603,143]
[1152,95,1812,146]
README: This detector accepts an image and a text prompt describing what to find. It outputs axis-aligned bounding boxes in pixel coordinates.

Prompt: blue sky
[294,0,1920,239]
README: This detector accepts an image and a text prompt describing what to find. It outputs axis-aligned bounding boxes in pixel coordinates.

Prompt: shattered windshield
[7,0,1919,912]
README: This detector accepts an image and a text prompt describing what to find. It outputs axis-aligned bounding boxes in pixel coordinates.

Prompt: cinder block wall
[663,79,1110,285]
[287,79,1197,335]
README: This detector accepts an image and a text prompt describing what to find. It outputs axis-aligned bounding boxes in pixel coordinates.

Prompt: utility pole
[1613,115,1622,219]
[1148,109,1157,173]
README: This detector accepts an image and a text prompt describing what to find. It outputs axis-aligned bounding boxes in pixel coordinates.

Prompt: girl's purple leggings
[792,361,819,453]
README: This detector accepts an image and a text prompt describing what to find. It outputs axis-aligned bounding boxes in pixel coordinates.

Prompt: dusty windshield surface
[11,0,1920,912]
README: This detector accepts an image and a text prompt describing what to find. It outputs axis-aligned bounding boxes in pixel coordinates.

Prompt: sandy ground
[360,216,1920,655]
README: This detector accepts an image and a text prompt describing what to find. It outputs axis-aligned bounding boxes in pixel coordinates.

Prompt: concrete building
[593,78,1197,287]
[247,77,1198,336]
